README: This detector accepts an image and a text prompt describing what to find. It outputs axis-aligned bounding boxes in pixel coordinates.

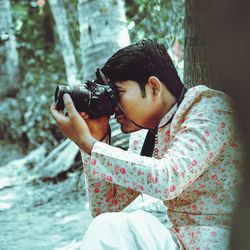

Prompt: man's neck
[156,90,177,126]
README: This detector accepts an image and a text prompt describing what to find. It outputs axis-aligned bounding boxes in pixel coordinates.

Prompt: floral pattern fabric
[81,85,243,249]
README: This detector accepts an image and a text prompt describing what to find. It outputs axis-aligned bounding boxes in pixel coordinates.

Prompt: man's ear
[147,76,162,98]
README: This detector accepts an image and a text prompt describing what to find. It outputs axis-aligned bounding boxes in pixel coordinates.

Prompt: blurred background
[0,0,249,249]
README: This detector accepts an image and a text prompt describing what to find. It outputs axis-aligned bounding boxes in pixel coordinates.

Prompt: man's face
[114,80,155,133]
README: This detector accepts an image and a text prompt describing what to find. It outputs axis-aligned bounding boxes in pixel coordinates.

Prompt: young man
[51,40,243,249]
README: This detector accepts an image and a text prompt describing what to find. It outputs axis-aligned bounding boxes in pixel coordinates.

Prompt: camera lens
[54,84,90,112]
[54,85,69,111]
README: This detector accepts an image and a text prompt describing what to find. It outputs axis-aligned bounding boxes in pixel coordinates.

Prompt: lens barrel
[54,84,90,112]
[55,85,68,111]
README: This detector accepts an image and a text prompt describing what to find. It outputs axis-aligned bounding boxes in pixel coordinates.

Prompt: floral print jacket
[81,85,243,249]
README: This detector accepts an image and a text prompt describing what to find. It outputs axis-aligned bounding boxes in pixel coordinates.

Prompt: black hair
[102,39,184,98]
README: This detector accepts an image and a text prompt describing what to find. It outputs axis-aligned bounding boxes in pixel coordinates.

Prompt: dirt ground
[0,161,93,250]
[0,154,170,250]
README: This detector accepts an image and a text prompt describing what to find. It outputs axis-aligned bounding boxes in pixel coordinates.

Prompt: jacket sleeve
[81,134,141,218]
[89,95,235,202]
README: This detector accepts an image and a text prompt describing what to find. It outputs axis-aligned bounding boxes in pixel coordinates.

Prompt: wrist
[79,136,97,155]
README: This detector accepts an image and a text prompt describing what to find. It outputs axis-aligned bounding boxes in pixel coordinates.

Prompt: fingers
[79,112,89,119]
[50,103,68,124]
[51,103,64,114]
[63,94,78,118]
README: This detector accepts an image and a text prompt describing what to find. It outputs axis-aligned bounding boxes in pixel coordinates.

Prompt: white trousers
[80,210,180,250]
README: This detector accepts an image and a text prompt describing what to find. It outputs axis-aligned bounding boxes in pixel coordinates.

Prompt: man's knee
[81,212,126,249]
[89,212,126,231]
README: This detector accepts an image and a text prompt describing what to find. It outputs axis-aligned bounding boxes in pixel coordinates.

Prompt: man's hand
[50,94,102,154]
[78,112,110,142]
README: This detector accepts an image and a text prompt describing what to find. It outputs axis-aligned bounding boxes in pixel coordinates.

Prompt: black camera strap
[140,87,187,157]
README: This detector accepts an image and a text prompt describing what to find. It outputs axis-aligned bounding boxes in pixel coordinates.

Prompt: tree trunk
[48,0,78,85]
[78,0,130,80]
[0,0,19,98]
[184,1,250,248]
[36,0,80,179]
[78,0,131,149]
[184,0,218,88]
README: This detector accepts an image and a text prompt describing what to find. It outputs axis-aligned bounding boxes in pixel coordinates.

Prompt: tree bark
[184,0,218,88]
[0,0,19,98]
[184,1,250,249]
[48,0,78,85]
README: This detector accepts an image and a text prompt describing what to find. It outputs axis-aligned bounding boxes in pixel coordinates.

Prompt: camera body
[54,68,118,118]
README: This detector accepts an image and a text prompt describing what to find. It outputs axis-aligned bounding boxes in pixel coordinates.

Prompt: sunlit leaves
[126,0,184,49]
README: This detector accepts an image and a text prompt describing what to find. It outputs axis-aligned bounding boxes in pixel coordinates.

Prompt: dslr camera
[54,68,118,118]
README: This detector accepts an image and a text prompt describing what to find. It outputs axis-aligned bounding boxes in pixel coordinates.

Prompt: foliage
[17,80,63,148]
[6,1,67,151]
[125,0,184,49]
[0,98,23,142]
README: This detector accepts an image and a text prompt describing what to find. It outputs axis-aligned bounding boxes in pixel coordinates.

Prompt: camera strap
[140,87,187,157]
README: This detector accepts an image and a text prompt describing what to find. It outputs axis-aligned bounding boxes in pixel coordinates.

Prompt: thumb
[63,94,77,117]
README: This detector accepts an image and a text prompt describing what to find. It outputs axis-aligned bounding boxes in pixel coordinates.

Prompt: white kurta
[81,85,243,249]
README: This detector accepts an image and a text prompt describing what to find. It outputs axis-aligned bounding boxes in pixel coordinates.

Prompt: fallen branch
[37,139,70,167]
[0,144,47,170]
[37,139,79,178]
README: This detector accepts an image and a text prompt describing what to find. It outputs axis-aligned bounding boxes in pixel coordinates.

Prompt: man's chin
[120,123,140,134]
[120,127,130,134]
[116,118,141,133]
